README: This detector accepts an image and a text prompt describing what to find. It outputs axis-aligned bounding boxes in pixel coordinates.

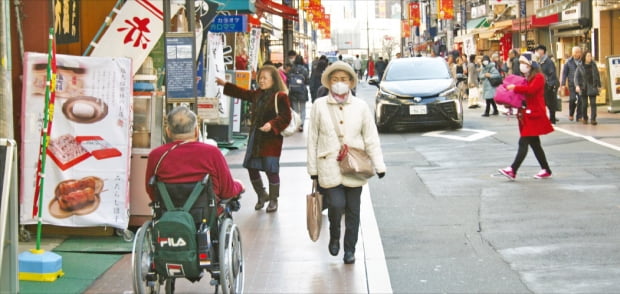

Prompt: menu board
[165,36,195,99]
[20,53,132,229]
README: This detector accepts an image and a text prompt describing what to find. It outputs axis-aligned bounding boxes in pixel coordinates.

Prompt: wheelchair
[131,175,244,294]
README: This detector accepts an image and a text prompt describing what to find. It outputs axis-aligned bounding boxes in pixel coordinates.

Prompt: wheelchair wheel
[218,218,244,294]
[132,221,161,294]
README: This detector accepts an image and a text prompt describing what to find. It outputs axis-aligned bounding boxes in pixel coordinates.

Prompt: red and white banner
[409,2,421,27]
[89,0,165,75]
[438,0,454,20]
[20,52,132,229]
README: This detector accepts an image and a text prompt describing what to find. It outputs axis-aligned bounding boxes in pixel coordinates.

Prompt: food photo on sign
[20,52,132,229]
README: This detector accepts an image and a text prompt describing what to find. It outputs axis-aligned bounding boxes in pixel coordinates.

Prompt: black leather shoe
[328,238,339,256]
[343,251,355,264]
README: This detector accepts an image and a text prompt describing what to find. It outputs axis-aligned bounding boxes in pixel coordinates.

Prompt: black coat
[539,54,559,89]
[575,61,601,96]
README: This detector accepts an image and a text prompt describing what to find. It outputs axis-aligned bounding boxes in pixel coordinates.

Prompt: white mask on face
[482,60,489,66]
[331,82,349,95]
[519,64,531,74]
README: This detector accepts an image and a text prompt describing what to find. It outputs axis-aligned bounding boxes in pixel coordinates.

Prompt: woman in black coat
[574,51,602,125]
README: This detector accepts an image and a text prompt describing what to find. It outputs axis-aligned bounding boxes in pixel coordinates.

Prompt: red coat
[367,60,375,77]
[223,83,291,157]
[513,73,554,137]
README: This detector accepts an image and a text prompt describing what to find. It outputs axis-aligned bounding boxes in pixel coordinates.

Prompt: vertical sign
[53,0,80,44]
[248,28,261,72]
[438,0,454,20]
[165,36,195,99]
[409,2,420,27]
[520,0,526,18]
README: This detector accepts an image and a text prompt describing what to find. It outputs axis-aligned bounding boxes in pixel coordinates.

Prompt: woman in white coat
[307,61,386,264]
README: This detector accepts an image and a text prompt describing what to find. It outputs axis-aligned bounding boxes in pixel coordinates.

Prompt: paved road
[356,82,620,293]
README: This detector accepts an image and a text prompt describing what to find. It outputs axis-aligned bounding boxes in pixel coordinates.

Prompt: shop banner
[248,28,261,72]
[200,33,229,122]
[20,52,132,229]
[462,34,476,56]
[409,2,420,27]
[89,0,165,76]
[438,0,453,20]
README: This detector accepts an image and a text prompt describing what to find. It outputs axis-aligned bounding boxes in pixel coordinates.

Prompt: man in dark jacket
[536,45,559,124]
[374,57,387,81]
[561,46,583,122]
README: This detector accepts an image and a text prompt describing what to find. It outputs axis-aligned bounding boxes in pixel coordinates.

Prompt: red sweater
[145,141,243,201]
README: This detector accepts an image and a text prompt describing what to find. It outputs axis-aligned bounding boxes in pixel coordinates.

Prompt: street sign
[209,15,248,33]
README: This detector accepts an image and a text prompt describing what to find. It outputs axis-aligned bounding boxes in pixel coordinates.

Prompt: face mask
[482,60,489,66]
[519,64,531,74]
[331,82,349,95]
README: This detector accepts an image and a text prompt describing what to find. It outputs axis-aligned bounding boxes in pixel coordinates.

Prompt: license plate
[409,105,427,115]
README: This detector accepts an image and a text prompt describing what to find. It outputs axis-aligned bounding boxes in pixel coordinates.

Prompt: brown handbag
[328,104,375,179]
[306,180,323,242]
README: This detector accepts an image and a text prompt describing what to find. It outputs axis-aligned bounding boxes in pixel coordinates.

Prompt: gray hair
[166,106,197,135]
[572,46,582,54]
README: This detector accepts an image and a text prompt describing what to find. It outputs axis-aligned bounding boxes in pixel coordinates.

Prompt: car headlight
[438,87,457,100]
[377,89,398,100]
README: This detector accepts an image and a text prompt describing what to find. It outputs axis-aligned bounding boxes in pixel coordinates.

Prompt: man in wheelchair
[137,106,245,293]
[145,105,244,219]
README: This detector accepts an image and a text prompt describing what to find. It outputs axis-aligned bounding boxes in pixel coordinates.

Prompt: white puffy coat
[307,93,386,189]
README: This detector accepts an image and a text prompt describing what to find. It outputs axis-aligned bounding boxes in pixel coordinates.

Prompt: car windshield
[384,59,450,81]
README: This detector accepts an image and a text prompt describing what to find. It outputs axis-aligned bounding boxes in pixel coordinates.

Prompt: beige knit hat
[321,61,358,88]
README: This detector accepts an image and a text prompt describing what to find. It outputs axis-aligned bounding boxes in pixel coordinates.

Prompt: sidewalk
[84,118,393,293]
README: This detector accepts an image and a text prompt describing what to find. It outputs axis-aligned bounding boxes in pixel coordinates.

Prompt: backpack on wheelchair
[132,174,244,294]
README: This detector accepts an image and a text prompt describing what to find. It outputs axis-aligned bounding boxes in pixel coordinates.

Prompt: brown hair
[258,65,288,93]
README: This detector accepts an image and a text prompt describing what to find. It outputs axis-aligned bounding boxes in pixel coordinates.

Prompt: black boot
[251,179,269,210]
[266,183,279,213]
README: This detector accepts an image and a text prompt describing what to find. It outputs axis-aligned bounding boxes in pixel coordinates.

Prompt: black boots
[251,179,269,210]
[266,183,279,213]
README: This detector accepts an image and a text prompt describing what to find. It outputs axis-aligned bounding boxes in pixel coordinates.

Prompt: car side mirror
[368,78,380,88]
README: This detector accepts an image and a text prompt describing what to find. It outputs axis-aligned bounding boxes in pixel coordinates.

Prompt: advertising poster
[20,52,132,229]
[607,56,620,112]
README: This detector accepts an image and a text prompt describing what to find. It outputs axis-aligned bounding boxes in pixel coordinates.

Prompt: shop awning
[255,0,299,22]
[554,28,588,38]
[478,31,495,39]
[492,19,513,31]
[512,13,560,31]
[466,17,490,30]
[549,19,580,31]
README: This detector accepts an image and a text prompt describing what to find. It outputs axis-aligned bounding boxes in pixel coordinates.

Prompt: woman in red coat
[499,52,554,180]
[216,65,292,212]
[366,57,375,80]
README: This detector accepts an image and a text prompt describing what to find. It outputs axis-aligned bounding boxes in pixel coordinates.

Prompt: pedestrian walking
[309,55,328,102]
[375,57,387,81]
[307,61,386,264]
[215,65,292,212]
[507,49,522,76]
[479,55,500,116]
[535,45,559,124]
[574,51,602,125]
[366,56,375,80]
[498,52,554,180]
[467,54,481,109]
[561,46,583,122]
[353,54,363,81]
[288,55,310,131]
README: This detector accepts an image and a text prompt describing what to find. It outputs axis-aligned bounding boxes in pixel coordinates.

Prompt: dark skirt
[242,129,280,173]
